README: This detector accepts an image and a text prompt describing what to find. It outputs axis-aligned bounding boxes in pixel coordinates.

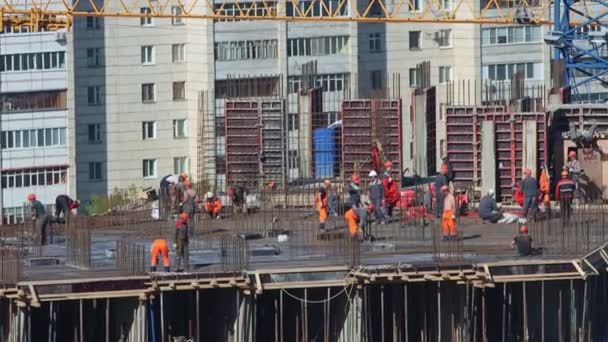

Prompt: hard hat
[179,213,189,221]
[441,185,449,192]
[351,175,360,183]
[368,170,378,177]
[368,203,376,211]
[206,192,213,199]
[440,164,449,173]
[561,170,569,177]
[519,225,528,233]
[523,168,532,176]
[488,189,494,196]
[180,172,189,179]
[384,161,393,168]
[184,180,192,187]
[27,193,36,201]
[568,151,577,158]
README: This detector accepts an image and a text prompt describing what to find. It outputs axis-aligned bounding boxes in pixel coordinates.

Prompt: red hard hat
[179,213,189,221]
[184,180,192,187]
[440,164,448,173]
[569,151,577,158]
[351,175,360,183]
[384,161,393,168]
[519,225,528,233]
[523,168,532,176]
[368,203,376,211]
[27,193,36,201]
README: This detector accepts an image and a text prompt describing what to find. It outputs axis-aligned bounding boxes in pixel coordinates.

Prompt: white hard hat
[368,170,378,177]
[488,189,494,196]
[206,192,213,199]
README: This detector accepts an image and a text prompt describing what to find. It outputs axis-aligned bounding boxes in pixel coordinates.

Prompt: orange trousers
[150,239,170,267]
[442,209,456,236]
[344,209,359,237]
[318,207,328,224]
[204,201,222,214]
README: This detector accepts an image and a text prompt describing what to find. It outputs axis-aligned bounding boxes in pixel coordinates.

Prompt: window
[288,150,299,169]
[88,124,101,143]
[287,113,299,131]
[172,44,186,63]
[409,31,421,50]
[287,36,348,57]
[87,86,101,105]
[171,6,184,24]
[409,0,422,11]
[442,0,452,10]
[214,40,279,61]
[173,81,186,100]
[86,16,101,29]
[482,26,541,46]
[141,46,154,65]
[140,7,153,26]
[173,119,187,138]
[409,68,419,88]
[371,70,383,90]
[439,66,452,83]
[437,29,452,48]
[313,73,349,92]
[143,159,157,179]
[86,48,102,67]
[141,83,155,103]
[0,52,65,72]
[173,157,189,174]
[1,167,67,190]
[1,90,67,113]
[142,121,156,140]
[88,162,102,181]
[485,62,539,80]
[369,33,381,53]
[285,0,348,17]
[2,207,24,225]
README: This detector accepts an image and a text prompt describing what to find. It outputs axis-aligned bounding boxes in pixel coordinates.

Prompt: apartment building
[0,28,70,223]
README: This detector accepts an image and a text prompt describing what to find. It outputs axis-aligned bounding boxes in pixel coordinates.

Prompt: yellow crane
[2,0,564,33]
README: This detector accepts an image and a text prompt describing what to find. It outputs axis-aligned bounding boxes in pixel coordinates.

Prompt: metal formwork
[225,100,285,188]
[341,99,401,178]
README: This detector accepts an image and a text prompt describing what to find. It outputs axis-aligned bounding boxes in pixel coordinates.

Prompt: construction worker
[384,160,393,174]
[521,168,539,219]
[344,204,372,238]
[174,213,189,272]
[348,174,362,208]
[555,170,576,222]
[181,180,197,219]
[368,170,385,224]
[511,225,532,256]
[54,194,79,222]
[228,184,249,214]
[434,164,449,218]
[315,180,331,232]
[539,166,551,211]
[150,239,170,272]
[204,192,223,219]
[382,172,400,220]
[479,189,502,223]
[28,194,51,245]
[160,174,178,219]
[441,185,457,240]
[566,151,581,183]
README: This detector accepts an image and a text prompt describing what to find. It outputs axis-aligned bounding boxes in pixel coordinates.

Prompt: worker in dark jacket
[228,185,249,214]
[434,164,449,218]
[54,194,80,221]
[520,168,539,219]
[511,225,533,256]
[555,170,576,222]
[348,174,362,208]
[479,189,502,223]
[367,171,385,224]
[28,193,50,245]
[173,213,189,272]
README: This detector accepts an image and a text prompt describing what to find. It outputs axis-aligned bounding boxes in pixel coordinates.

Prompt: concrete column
[338,289,362,342]
[413,93,429,176]
[523,120,538,175]
[481,121,496,196]
[298,95,312,178]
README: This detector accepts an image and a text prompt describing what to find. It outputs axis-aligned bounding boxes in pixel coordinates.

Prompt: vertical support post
[196,290,200,342]
[404,284,409,342]
[522,120,538,176]
[542,281,545,342]
[437,282,441,342]
[523,282,528,342]
[105,299,110,342]
[79,299,84,342]
[160,292,165,342]
[280,290,284,342]
[381,285,385,342]
[481,121,496,196]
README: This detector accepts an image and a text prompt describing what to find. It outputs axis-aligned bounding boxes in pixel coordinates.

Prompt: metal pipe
[523,282,528,342]
[196,291,200,342]
[79,299,84,342]
[105,299,109,342]
[160,292,165,342]
[404,284,409,342]
[381,285,385,342]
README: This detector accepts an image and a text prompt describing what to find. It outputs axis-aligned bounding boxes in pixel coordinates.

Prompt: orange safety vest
[344,209,359,236]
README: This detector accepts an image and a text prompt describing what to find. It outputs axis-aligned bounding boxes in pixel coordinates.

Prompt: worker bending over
[204,192,223,220]
[28,194,51,245]
[368,171,385,224]
[174,213,190,272]
[315,180,331,232]
[150,239,170,272]
[54,194,80,221]
[555,170,576,222]
[479,189,502,223]
[520,168,539,220]
[344,205,372,238]
[511,225,532,256]
[441,186,457,240]
[382,172,400,220]
[434,164,449,218]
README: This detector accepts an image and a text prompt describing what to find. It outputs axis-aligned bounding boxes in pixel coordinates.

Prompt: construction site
[2,0,608,341]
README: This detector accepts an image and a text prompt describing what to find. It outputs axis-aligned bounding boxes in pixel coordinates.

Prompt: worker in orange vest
[203,192,222,220]
[441,185,457,240]
[315,180,331,232]
[150,239,170,272]
[539,166,550,210]
[345,204,373,238]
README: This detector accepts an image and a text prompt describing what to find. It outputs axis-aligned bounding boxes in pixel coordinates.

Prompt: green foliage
[85,184,140,215]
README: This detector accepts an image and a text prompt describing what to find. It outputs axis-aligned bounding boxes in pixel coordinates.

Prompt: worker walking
[203,192,223,219]
[555,170,576,222]
[28,194,51,245]
[434,164,449,218]
[174,213,190,272]
[521,168,539,220]
[441,186,457,240]
[315,180,331,232]
[150,239,170,272]
[511,225,533,257]
[54,194,80,222]
[368,171,385,224]
[348,175,362,208]
[382,172,400,220]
